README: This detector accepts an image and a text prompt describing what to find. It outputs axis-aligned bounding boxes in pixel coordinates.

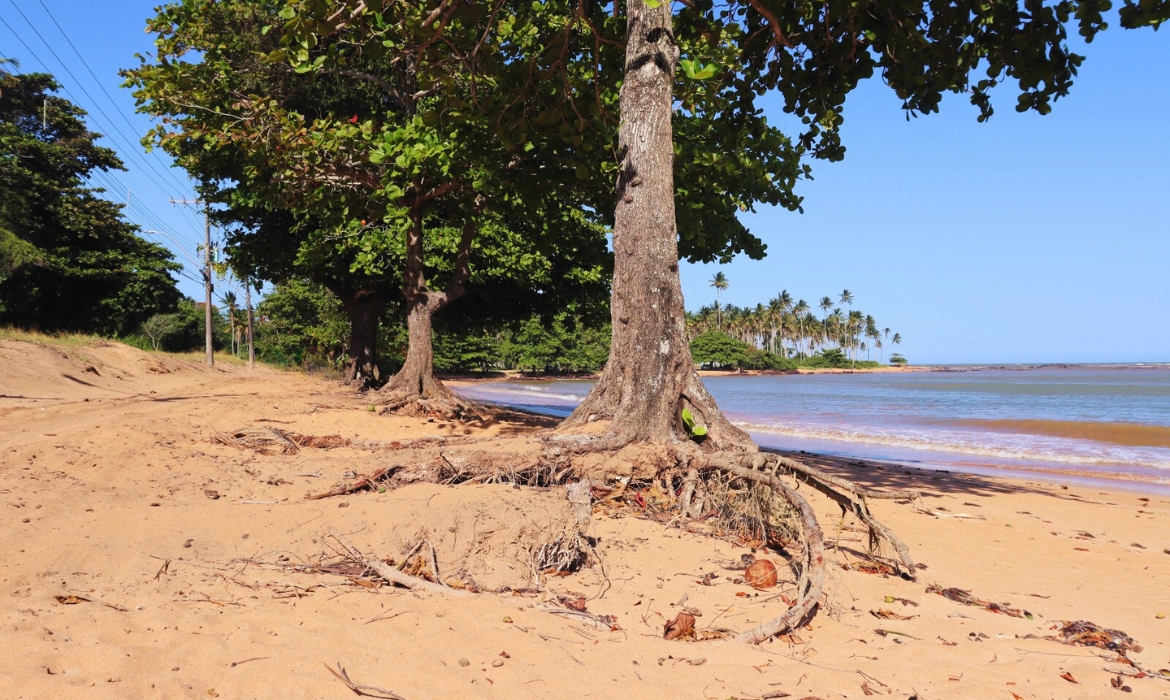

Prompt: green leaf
[681,407,695,430]
[277,6,295,20]
[690,425,708,438]
[691,64,717,80]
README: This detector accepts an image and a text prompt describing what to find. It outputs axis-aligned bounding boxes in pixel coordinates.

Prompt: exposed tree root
[693,458,826,643]
[375,380,489,422]
[327,529,470,597]
[297,422,914,644]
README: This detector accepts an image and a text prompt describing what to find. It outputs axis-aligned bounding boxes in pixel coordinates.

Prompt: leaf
[277,6,295,20]
[1060,671,1077,683]
[690,425,707,438]
[691,64,718,80]
[681,407,695,430]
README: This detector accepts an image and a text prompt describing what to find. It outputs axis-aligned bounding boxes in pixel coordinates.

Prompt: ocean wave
[735,420,1170,471]
[456,385,585,404]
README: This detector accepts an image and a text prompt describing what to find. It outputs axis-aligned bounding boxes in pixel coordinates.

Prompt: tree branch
[430,196,485,310]
[747,0,796,50]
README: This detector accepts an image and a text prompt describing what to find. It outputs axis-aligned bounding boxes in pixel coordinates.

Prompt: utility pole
[171,197,213,366]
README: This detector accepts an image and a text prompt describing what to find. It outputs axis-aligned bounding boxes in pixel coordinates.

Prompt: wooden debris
[213,427,299,455]
[324,662,405,699]
[306,466,401,500]
[927,585,1032,619]
[328,530,469,597]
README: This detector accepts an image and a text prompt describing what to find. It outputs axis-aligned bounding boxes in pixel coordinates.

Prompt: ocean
[453,366,1170,492]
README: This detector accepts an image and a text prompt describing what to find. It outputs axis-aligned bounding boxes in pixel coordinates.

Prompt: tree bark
[339,289,385,387]
[380,202,479,405]
[558,0,750,451]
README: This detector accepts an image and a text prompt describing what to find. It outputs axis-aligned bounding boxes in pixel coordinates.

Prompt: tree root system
[296,430,919,644]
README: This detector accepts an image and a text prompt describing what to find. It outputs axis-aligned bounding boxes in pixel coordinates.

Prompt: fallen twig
[324,662,405,699]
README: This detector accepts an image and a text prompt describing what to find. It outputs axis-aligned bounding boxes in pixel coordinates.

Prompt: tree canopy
[0,65,180,335]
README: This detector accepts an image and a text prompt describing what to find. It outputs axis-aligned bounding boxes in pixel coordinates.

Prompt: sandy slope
[1,338,1168,699]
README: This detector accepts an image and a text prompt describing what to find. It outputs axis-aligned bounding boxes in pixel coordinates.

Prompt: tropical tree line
[690,281,905,366]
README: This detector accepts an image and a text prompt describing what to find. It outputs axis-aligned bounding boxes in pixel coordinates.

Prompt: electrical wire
[30,0,192,194]
[0,5,191,200]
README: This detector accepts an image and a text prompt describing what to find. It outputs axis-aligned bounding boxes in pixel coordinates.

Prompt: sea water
[453,366,1170,489]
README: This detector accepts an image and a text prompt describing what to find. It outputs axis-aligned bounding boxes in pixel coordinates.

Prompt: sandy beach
[2,337,1168,699]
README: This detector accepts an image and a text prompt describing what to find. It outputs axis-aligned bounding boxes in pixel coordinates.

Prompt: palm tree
[220,291,239,356]
[710,271,729,331]
[793,299,810,359]
[819,296,833,347]
[770,289,793,356]
[829,309,845,349]
[839,290,854,358]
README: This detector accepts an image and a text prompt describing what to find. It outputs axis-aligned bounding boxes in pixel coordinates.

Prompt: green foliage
[889,353,908,366]
[498,313,611,374]
[0,69,181,334]
[680,407,708,441]
[254,278,350,368]
[727,0,1131,163]
[124,0,613,371]
[690,331,751,369]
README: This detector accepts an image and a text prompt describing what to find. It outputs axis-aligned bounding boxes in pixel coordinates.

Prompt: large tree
[127,0,612,400]
[554,0,1163,451]
[0,66,181,334]
[267,1,805,421]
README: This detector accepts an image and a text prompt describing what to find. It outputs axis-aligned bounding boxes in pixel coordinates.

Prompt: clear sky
[2,1,1167,364]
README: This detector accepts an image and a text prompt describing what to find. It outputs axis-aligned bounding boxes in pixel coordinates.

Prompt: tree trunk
[558,0,750,451]
[340,290,384,387]
[381,294,451,399]
[379,201,479,407]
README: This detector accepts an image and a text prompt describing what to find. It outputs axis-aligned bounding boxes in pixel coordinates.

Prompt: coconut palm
[710,271,729,330]
[770,290,793,356]
[793,299,810,359]
[819,296,833,346]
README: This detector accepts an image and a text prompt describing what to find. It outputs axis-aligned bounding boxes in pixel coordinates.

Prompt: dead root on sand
[287,428,920,645]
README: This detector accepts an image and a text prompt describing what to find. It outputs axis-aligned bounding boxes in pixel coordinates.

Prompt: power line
[0,3,191,198]
[25,0,194,195]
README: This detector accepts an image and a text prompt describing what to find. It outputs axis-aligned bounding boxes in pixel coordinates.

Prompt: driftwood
[306,466,402,500]
[213,427,299,455]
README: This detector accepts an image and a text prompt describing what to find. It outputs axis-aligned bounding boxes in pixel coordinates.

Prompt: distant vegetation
[687,279,905,370]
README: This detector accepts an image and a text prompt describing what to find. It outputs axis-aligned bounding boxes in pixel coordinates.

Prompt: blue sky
[2,1,1167,363]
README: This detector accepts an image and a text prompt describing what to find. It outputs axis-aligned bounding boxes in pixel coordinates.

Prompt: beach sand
[2,337,1168,699]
